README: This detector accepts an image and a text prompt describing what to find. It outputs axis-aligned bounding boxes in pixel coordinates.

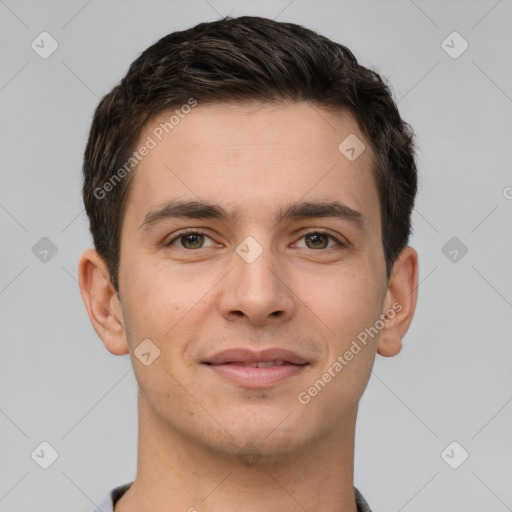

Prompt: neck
[115,394,359,512]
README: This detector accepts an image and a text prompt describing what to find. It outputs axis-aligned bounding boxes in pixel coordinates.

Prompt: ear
[377,246,419,357]
[78,249,129,356]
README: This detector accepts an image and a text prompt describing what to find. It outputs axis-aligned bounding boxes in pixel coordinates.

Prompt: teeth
[257,360,285,368]
[223,360,288,367]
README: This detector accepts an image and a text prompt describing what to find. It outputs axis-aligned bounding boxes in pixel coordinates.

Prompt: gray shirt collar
[92,482,373,512]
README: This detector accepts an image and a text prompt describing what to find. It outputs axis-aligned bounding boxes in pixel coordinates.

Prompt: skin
[79,101,418,512]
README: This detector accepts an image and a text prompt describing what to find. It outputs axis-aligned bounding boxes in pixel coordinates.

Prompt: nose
[219,241,297,326]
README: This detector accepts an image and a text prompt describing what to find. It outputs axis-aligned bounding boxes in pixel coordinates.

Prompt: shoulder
[90,482,133,512]
[354,487,373,512]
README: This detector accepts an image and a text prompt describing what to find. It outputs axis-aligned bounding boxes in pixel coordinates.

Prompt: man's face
[116,101,388,457]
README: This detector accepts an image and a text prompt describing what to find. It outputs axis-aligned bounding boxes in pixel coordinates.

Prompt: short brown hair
[83,15,418,292]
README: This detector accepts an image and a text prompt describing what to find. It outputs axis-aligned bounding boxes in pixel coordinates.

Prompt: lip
[202,348,311,389]
[204,348,309,366]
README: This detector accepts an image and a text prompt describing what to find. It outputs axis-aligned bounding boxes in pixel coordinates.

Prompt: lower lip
[204,363,308,388]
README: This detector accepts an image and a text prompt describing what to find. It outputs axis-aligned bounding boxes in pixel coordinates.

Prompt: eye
[294,231,345,250]
[165,229,346,251]
[165,230,217,250]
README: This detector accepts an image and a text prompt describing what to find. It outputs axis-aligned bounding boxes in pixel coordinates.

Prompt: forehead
[125,101,380,231]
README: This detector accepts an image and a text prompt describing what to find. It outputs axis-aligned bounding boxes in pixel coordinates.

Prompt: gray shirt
[91,482,373,511]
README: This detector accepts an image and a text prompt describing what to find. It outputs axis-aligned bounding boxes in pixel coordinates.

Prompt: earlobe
[78,249,129,356]
[377,246,419,357]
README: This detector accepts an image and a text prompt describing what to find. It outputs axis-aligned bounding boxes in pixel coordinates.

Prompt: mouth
[202,348,311,388]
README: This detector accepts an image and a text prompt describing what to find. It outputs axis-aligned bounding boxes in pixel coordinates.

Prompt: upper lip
[204,348,310,365]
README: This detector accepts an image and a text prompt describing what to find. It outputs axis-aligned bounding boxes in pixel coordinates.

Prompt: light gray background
[1,0,511,511]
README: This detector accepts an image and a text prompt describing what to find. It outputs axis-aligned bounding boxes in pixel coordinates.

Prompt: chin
[215,411,309,456]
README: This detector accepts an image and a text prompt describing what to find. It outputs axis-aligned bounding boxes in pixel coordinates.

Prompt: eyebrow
[139,199,368,233]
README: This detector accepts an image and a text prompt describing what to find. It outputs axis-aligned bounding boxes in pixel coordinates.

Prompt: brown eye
[304,233,329,249]
[166,231,216,249]
[180,233,204,249]
[296,231,344,250]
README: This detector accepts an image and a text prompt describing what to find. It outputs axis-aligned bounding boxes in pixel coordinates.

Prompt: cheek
[120,259,215,367]
[296,266,384,404]
[119,261,177,346]
[296,266,382,332]
[300,272,379,414]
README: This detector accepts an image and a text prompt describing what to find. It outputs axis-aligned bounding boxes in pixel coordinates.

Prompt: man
[79,15,418,512]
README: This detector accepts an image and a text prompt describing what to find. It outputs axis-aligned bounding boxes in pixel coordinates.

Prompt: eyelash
[165,229,346,250]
